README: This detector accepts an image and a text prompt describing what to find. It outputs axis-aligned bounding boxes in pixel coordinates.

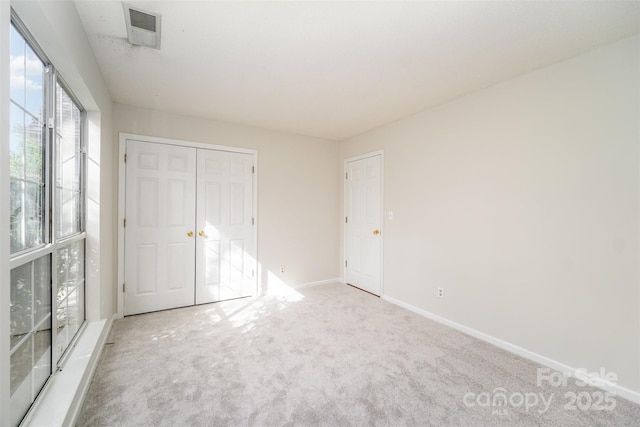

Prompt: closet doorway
[119,135,257,316]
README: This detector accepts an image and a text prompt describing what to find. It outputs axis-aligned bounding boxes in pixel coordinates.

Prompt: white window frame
[8,12,87,426]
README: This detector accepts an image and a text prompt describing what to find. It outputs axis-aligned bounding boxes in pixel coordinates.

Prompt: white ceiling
[75,1,640,141]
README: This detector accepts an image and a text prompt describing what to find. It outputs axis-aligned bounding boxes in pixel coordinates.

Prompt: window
[55,240,85,355]
[9,22,45,254]
[55,83,83,238]
[9,255,51,427]
[8,16,86,426]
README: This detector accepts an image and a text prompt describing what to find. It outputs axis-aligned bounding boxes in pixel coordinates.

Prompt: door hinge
[345,216,348,223]
[252,166,255,174]
[345,172,348,180]
[252,270,255,277]
[123,283,126,293]
[252,217,255,226]
[345,260,348,268]
[124,154,127,163]
[123,218,126,227]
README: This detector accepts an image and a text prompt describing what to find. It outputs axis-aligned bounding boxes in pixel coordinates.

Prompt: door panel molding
[117,133,258,318]
[344,150,384,296]
[124,141,197,315]
[196,149,255,304]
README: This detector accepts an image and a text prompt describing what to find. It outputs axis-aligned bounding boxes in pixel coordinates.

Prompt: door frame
[343,150,384,296]
[116,133,258,318]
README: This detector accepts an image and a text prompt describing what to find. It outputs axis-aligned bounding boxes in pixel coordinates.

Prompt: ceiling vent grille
[123,3,161,49]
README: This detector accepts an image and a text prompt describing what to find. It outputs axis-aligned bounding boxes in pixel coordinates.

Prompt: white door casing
[124,140,197,315]
[344,152,383,295]
[196,149,256,304]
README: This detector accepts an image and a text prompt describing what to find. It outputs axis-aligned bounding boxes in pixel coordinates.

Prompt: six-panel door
[344,154,382,295]
[124,140,256,315]
[196,150,256,304]
[124,140,197,315]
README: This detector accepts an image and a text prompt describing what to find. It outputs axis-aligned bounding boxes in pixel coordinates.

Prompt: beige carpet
[77,283,640,426]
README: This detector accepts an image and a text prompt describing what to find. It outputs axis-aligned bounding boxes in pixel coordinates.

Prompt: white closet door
[124,141,197,315]
[196,149,256,304]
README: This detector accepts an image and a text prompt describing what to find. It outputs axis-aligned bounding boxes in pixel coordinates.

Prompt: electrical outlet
[438,288,444,298]
[280,265,285,273]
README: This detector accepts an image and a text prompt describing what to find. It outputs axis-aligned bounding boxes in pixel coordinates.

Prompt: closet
[123,138,256,315]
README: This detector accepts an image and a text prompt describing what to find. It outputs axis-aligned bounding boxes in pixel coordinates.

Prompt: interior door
[345,154,382,295]
[124,140,196,315]
[196,149,256,304]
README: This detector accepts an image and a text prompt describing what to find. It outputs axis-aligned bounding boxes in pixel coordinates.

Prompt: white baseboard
[381,294,640,405]
[294,278,344,289]
[26,314,115,427]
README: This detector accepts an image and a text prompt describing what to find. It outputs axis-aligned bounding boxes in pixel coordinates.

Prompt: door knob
[187,231,194,237]
[373,229,380,235]
[198,230,205,237]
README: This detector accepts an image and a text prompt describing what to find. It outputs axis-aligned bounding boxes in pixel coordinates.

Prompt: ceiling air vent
[123,3,161,49]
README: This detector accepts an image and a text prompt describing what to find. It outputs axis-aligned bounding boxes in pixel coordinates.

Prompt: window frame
[8,11,88,426]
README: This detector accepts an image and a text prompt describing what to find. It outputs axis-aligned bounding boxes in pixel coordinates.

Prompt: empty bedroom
[0,1,639,426]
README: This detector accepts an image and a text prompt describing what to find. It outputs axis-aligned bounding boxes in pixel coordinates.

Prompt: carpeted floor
[77,283,640,426]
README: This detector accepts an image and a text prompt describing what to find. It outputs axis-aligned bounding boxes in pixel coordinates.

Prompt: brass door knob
[373,229,380,235]
[187,231,194,237]
[198,230,205,237]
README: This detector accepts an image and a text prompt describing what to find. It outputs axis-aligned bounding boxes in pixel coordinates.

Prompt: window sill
[24,317,112,427]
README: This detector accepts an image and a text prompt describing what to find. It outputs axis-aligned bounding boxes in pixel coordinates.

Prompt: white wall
[341,35,640,393]
[113,103,341,294]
